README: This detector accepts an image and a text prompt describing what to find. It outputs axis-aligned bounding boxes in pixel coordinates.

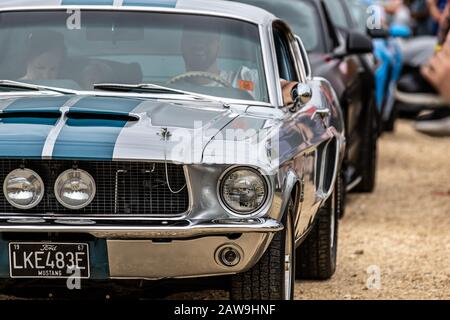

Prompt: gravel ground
[169,120,450,300]
[296,120,450,300]
[1,120,449,300]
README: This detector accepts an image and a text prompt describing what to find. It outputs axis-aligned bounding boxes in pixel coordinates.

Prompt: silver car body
[0,0,345,280]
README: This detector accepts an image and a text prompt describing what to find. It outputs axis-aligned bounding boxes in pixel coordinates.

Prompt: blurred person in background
[410,0,432,35]
[384,0,412,27]
[392,0,450,136]
[416,31,450,136]
[434,0,450,47]
[427,0,448,35]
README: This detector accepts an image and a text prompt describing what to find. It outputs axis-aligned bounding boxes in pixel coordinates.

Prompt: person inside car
[20,30,67,81]
[178,25,298,106]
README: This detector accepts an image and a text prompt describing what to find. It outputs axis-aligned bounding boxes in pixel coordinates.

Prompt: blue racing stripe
[2,96,70,113]
[52,97,141,160]
[62,0,114,5]
[68,96,140,116]
[0,96,70,159]
[122,0,177,8]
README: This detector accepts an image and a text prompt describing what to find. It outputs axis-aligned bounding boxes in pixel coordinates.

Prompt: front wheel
[230,199,295,300]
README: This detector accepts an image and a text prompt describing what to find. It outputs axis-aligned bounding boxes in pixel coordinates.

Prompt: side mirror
[389,25,411,38]
[367,27,390,39]
[346,31,373,54]
[290,83,312,112]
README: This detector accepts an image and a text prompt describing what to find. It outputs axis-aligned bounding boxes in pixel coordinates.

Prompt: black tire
[354,96,378,193]
[295,182,339,280]
[230,199,295,300]
[336,170,346,219]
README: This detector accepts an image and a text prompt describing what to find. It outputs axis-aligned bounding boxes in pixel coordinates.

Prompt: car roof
[0,0,276,26]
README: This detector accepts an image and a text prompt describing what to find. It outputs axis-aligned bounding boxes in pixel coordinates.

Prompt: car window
[273,28,298,82]
[0,10,269,103]
[323,0,350,29]
[230,0,325,53]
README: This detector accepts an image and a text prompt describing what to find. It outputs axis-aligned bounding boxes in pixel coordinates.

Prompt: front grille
[0,160,189,216]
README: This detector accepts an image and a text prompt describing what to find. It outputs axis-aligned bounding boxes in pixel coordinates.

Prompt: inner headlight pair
[219,167,269,216]
[3,168,96,210]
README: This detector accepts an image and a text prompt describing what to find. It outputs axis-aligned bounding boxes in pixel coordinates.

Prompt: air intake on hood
[66,111,139,122]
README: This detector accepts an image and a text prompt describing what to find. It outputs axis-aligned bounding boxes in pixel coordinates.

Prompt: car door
[272,22,335,241]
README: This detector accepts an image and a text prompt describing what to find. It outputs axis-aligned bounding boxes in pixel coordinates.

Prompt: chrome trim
[323,134,341,200]
[267,22,284,107]
[183,165,195,218]
[0,5,271,26]
[0,218,283,239]
[259,24,278,106]
[84,90,273,107]
[346,176,362,192]
[0,214,187,221]
[114,170,127,214]
[0,91,63,97]
[294,35,312,80]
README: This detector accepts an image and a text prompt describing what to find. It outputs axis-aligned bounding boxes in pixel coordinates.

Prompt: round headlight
[54,169,96,210]
[3,168,44,209]
[219,167,268,215]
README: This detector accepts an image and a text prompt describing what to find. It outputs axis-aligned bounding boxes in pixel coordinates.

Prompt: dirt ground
[296,120,450,300]
[169,120,450,300]
[0,120,449,300]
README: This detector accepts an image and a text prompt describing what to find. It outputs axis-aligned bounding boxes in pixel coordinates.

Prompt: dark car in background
[233,0,378,195]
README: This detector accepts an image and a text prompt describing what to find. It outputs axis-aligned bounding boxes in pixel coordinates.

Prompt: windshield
[232,0,324,53]
[0,10,269,102]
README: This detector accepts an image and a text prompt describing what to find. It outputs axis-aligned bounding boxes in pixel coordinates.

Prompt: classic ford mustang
[0,0,345,300]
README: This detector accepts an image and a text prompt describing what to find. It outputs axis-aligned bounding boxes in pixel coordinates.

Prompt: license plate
[9,242,90,279]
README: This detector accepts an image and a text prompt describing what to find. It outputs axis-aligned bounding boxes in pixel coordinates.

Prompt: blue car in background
[372,25,411,130]
[346,0,411,131]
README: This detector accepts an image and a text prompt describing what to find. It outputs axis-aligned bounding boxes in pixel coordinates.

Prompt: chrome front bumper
[0,217,283,279]
[0,217,282,238]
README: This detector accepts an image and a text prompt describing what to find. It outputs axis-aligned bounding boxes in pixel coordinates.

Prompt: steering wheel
[167,71,232,87]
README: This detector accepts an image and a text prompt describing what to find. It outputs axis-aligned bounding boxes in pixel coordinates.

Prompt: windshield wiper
[93,83,227,106]
[93,83,188,95]
[0,80,77,95]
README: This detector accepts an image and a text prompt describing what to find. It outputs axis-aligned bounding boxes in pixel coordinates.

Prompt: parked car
[233,0,377,196]
[321,0,379,192]
[345,0,411,132]
[0,0,346,300]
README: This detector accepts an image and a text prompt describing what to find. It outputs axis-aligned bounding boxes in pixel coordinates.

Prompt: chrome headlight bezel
[217,166,270,217]
[54,169,96,210]
[3,168,45,210]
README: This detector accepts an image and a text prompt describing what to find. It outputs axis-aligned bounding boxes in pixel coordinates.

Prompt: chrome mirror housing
[290,83,312,112]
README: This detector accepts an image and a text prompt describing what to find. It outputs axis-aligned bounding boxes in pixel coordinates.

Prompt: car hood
[0,94,237,163]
